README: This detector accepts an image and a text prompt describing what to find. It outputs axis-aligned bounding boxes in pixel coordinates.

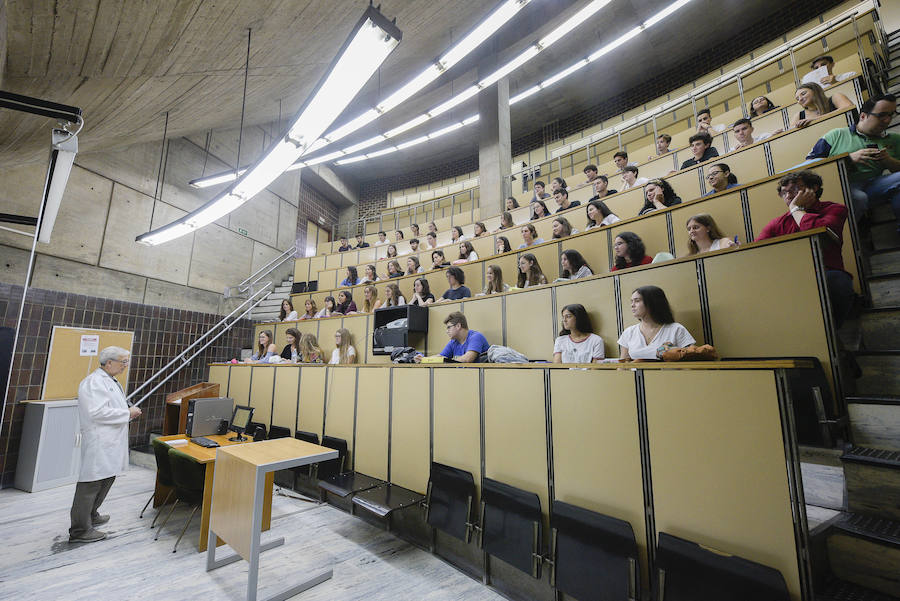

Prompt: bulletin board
[42,327,134,400]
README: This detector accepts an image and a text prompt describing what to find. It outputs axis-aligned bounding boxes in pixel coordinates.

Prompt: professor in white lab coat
[69,346,141,543]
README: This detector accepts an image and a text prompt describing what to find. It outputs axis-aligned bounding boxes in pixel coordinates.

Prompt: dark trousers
[69,476,115,537]
[826,269,854,329]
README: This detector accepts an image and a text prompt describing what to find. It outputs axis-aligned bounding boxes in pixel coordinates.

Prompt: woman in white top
[553,304,605,363]
[361,264,381,283]
[551,216,577,239]
[560,249,593,280]
[453,241,479,264]
[517,253,548,288]
[315,296,337,318]
[585,199,620,229]
[518,224,544,249]
[383,283,406,307]
[362,285,382,313]
[405,256,424,275]
[686,213,737,255]
[329,328,357,364]
[482,264,510,295]
[279,299,298,322]
[299,299,318,320]
[451,226,466,243]
[618,286,695,361]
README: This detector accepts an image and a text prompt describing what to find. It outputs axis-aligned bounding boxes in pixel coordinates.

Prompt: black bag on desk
[390,347,418,363]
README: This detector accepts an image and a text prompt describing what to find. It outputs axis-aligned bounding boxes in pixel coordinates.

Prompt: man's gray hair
[99,346,130,365]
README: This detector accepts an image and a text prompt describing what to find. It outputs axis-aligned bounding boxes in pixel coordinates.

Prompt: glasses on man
[868,110,899,120]
[706,170,723,179]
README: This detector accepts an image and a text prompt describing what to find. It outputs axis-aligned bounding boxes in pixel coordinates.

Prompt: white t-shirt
[617,322,695,360]
[554,333,605,363]
[329,346,357,364]
[621,177,649,190]
[282,311,298,321]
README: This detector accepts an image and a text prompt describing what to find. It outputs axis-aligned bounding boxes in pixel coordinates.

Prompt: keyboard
[190,436,220,448]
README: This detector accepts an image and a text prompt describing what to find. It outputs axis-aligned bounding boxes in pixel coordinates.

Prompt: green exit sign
[237,228,248,236]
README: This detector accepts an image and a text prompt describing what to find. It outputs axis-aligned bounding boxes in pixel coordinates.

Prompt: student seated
[531,199,551,220]
[517,253,548,288]
[431,249,449,270]
[426,232,439,249]
[496,236,512,254]
[554,188,580,213]
[553,304,605,363]
[551,216,576,238]
[362,285,382,313]
[441,266,472,300]
[384,283,406,307]
[410,223,421,237]
[409,238,420,252]
[791,82,853,129]
[621,165,648,190]
[329,328,357,364]
[410,277,435,306]
[386,244,399,259]
[695,108,726,134]
[386,260,403,278]
[414,311,489,363]
[732,118,778,150]
[299,299,318,320]
[619,286,696,361]
[496,211,516,232]
[585,199,620,229]
[532,180,551,202]
[748,95,778,117]
[583,164,599,184]
[611,232,652,271]
[354,234,370,249]
[805,93,900,231]
[394,230,404,241]
[639,179,681,215]
[805,55,856,88]
[279,299,298,322]
[482,264,510,294]
[703,163,739,196]
[406,256,424,275]
[428,221,438,235]
[340,266,360,287]
[680,132,719,170]
[247,330,277,363]
[299,333,325,364]
[453,241,479,264]
[315,296,337,318]
[280,327,302,362]
[376,231,388,245]
[506,196,520,210]
[613,150,636,170]
[334,290,357,315]
[473,222,488,237]
[451,226,466,242]
[560,249,593,279]
[361,264,380,283]
[650,134,672,159]
[550,176,567,193]
[337,237,352,252]
[588,174,617,201]
[518,224,544,248]
[686,214,737,254]
[755,170,853,326]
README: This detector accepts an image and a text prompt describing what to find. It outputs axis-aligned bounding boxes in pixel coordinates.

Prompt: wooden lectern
[205,438,338,601]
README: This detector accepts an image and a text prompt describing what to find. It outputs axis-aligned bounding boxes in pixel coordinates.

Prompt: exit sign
[237,228,248,236]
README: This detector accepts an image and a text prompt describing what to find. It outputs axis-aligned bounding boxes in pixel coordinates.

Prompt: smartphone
[866,144,879,149]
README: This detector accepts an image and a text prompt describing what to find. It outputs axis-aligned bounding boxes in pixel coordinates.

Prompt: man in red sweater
[756,170,853,326]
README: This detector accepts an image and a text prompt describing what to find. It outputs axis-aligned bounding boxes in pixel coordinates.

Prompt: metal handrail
[126,283,272,404]
[237,246,296,293]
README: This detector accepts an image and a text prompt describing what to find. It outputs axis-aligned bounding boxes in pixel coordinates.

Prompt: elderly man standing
[69,346,141,543]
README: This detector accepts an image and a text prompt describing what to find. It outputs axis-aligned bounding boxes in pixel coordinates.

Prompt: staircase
[252,275,293,322]
[807,29,900,595]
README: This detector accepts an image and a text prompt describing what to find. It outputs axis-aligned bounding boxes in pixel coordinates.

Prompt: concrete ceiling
[1,0,803,182]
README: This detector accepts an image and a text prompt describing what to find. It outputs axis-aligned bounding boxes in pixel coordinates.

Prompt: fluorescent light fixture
[137,222,195,246]
[439,0,528,68]
[138,5,402,245]
[510,85,540,103]
[542,59,590,87]
[538,0,612,47]
[397,135,430,150]
[644,0,692,27]
[37,129,78,243]
[189,169,245,189]
[385,114,431,138]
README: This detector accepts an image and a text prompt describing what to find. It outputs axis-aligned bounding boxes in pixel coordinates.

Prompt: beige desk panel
[273,323,290,349]
[354,368,391,480]
[272,367,300,432]
[424,269,451,303]
[462,295,503,349]
[249,367,274,426]
[390,368,431,493]
[644,369,801,601]
[317,318,342,362]
[209,450,258,562]
[229,366,252,406]
[341,314,369,365]
[554,276,618,359]
[670,190,745,258]
[610,213,671,261]
[605,187,644,220]
[324,367,357,459]
[297,366,326,438]
[433,369,481,490]
[667,168,702,205]
[207,365,230,397]
[618,260,704,346]
[484,369,549,533]
[717,141,770,184]
[426,302,461,356]
[770,113,849,173]
[505,287,554,361]
[487,252,519,290]
[295,318,319,339]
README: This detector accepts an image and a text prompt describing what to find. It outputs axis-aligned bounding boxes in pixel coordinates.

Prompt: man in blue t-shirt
[414,311,489,363]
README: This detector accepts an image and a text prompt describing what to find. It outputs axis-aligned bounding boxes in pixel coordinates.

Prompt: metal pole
[651,115,659,156]
[788,46,800,88]
[737,74,747,118]
[851,15,873,94]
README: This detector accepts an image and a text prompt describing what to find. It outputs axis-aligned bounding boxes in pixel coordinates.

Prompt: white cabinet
[14,400,80,492]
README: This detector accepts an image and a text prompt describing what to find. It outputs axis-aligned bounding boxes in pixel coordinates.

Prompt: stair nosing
[831,511,900,549]
[851,349,900,356]
[841,445,900,470]
[866,271,900,281]
[847,394,900,406]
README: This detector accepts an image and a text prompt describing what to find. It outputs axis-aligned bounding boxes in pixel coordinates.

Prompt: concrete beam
[303,164,358,208]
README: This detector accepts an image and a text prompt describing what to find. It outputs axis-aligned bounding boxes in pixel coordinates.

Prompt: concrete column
[478,73,511,214]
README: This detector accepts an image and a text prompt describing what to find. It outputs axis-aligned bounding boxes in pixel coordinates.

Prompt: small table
[156,433,271,552]
[205,438,338,601]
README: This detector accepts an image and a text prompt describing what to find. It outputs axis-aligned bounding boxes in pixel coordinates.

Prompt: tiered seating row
[207,361,812,600]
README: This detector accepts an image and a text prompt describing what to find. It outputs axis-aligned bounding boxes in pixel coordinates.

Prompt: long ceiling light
[137,5,402,245]
[189,0,531,189]
[334,0,694,165]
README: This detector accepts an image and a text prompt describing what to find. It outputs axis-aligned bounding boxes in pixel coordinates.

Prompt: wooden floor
[0,465,504,601]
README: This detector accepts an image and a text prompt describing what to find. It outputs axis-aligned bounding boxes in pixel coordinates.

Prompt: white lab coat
[77,368,130,482]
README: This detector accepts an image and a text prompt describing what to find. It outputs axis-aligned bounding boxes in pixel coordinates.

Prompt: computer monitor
[228,405,255,442]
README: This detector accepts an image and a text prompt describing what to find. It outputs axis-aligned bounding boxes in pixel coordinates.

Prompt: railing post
[789,46,800,88]
[737,74,747,118]
[651,115,659,157]
[851,14,873,93]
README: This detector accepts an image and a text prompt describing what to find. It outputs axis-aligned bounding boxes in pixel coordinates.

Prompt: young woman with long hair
[299,299,318,320]
[618,286,695,361]
[384,283,406,306]
[279,299,298,321]
[410,277,435,306]
[560,249,593,279]
[553,304,605,363]
[329,328,357,364]
[482,265,509,295]
[686,214,737,255]
[517,253,548,288]
[298,333,325,363]
[362,285,382,312]
[611,232,651,271]
[280,327,302,362]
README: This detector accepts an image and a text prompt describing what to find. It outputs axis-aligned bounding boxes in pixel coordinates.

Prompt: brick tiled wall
[357,0,844,215]
[0,283,252,487]
[295,179,339,255]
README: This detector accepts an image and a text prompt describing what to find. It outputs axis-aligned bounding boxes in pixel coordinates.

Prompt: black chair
[317,435,385,501]
[156,448,207,553]
[248,422,267,441]
[140,438,176,524]
[268,425,291,439]
[316,435,348,480]
[655,532,790,601]
[480,477,543,578]
[424,462,476,542]
[550,501,640,601]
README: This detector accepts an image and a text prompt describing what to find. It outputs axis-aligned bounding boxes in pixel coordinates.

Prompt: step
[868,248,900,277]
[872,222,900,252]
[860,307,900,351]
[826,513,900,598]
[842,446,900,521]
[273,285,292,294]
[817,578,900,601]
[848,396,900,452]
[853,352,900,395]
[868,273,900,308]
